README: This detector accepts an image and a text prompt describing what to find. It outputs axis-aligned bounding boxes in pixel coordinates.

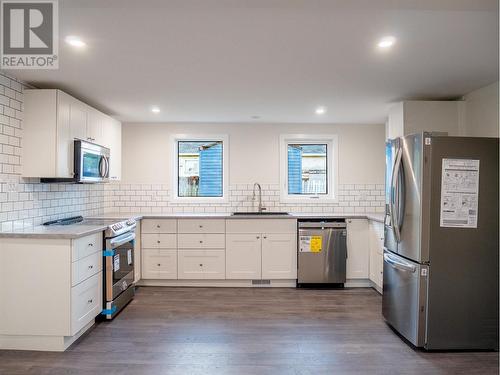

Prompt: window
[172,135,228,201]
[280,135,338,202]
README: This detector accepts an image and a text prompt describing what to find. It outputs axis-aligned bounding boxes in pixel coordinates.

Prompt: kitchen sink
[232,212,291,216]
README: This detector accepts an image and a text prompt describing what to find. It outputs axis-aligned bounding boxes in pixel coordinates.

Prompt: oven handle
[109,231,135,249]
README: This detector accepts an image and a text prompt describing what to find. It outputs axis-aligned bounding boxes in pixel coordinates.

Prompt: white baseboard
[138,279,297,288]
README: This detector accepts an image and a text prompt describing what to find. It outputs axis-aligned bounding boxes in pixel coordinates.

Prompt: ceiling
[7,0,499,124]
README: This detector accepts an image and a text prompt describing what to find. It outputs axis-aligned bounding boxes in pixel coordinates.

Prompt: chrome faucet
[252,183,266,213]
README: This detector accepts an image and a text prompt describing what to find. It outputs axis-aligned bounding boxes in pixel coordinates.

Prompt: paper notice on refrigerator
[440,159,480,228]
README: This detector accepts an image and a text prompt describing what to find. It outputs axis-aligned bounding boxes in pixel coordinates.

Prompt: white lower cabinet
[369,220,384,291]
[142,249,177,279]
[178,250,225,279]
[226,234,262,279]
[0,233,104,351]
[261,233,297,279]
[225,219,298,281]
[71,272,102,335]
[346,219,370,279]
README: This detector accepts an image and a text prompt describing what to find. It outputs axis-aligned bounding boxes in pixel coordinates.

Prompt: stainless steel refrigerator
[382,132,499,350]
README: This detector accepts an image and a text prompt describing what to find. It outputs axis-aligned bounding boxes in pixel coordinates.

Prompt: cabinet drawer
[72,251,102,287]
[178,250,225,279]
[178,233,225,249]
[142,219,177,233]
[178,219,225,234]
[72,232,103,261]
[226,219,297,234]
[71,272,102,335]
[142,233,177,249]
[142,249,177,279]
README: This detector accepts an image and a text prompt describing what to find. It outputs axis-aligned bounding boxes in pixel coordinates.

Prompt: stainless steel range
[100,218,137,320]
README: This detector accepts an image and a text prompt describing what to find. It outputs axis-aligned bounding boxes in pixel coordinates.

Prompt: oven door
[105,231,135,302]
[75,140,110,183]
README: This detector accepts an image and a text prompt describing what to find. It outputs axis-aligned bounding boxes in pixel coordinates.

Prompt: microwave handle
[99,156,106,178]
[104,156,110,177]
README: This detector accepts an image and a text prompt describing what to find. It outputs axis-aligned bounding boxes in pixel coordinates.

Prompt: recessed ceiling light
[151,106,160,114]
[65,36,86,48]
[377,36,396,49]
[315,106,327,115]
[251,115,261,119]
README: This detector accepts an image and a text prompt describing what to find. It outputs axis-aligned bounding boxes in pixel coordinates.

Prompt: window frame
[171,134,229,203]
[279,134,338,203]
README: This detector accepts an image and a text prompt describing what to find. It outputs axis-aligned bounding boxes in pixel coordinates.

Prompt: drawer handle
[88,299,93,304]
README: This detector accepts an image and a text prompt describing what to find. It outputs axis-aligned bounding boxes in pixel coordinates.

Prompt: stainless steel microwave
[74,140,110,183]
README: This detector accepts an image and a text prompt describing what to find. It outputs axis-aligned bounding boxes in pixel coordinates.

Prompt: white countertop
[90,211,384,222]
[0,212,384,239]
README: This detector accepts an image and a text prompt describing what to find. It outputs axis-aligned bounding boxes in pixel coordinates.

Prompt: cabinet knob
[88,299,93,304]
[256,236,260,239]
[157,263,161,266]
[199,263,203,267]
[199,240,203,243]
[263,236,267,239]
[157,225,160,228]
[88,243,93,247]
[157,240,161,243]
[88,265,93,269]
[199,225,203,228]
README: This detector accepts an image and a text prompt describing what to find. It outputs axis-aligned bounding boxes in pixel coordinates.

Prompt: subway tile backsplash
[103,183,385,215]
[0,72,384,231]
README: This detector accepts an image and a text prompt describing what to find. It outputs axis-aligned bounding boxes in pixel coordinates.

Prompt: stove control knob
[126,219,135,226]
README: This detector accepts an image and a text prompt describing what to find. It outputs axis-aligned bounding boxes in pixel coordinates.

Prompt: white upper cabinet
[346,219,369,279]
[101,115,122,180]
[86,110,103,145]
[23,89,121,179]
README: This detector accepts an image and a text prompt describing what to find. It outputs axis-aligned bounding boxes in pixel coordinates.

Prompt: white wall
[462,81,499,137]
[122,122,385,185]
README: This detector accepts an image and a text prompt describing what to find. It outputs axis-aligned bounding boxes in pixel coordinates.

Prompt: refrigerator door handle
[391,147,403,243]
[384,252,416,273]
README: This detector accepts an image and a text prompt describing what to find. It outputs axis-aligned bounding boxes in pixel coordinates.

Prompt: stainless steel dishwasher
[297,220,347,286]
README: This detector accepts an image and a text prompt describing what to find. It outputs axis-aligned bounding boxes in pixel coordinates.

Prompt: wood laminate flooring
[0,287,497,375]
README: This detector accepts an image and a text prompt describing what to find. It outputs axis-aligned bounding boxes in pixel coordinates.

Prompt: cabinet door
[134,221,141,283]
[142,249,177,279]
[56,91,73,178]
[261,233,297,279]
[226,234,262,279]
[87,110,103,144]
[101,117,122,180]
[69,100,88,141]
[346,219,369,279]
